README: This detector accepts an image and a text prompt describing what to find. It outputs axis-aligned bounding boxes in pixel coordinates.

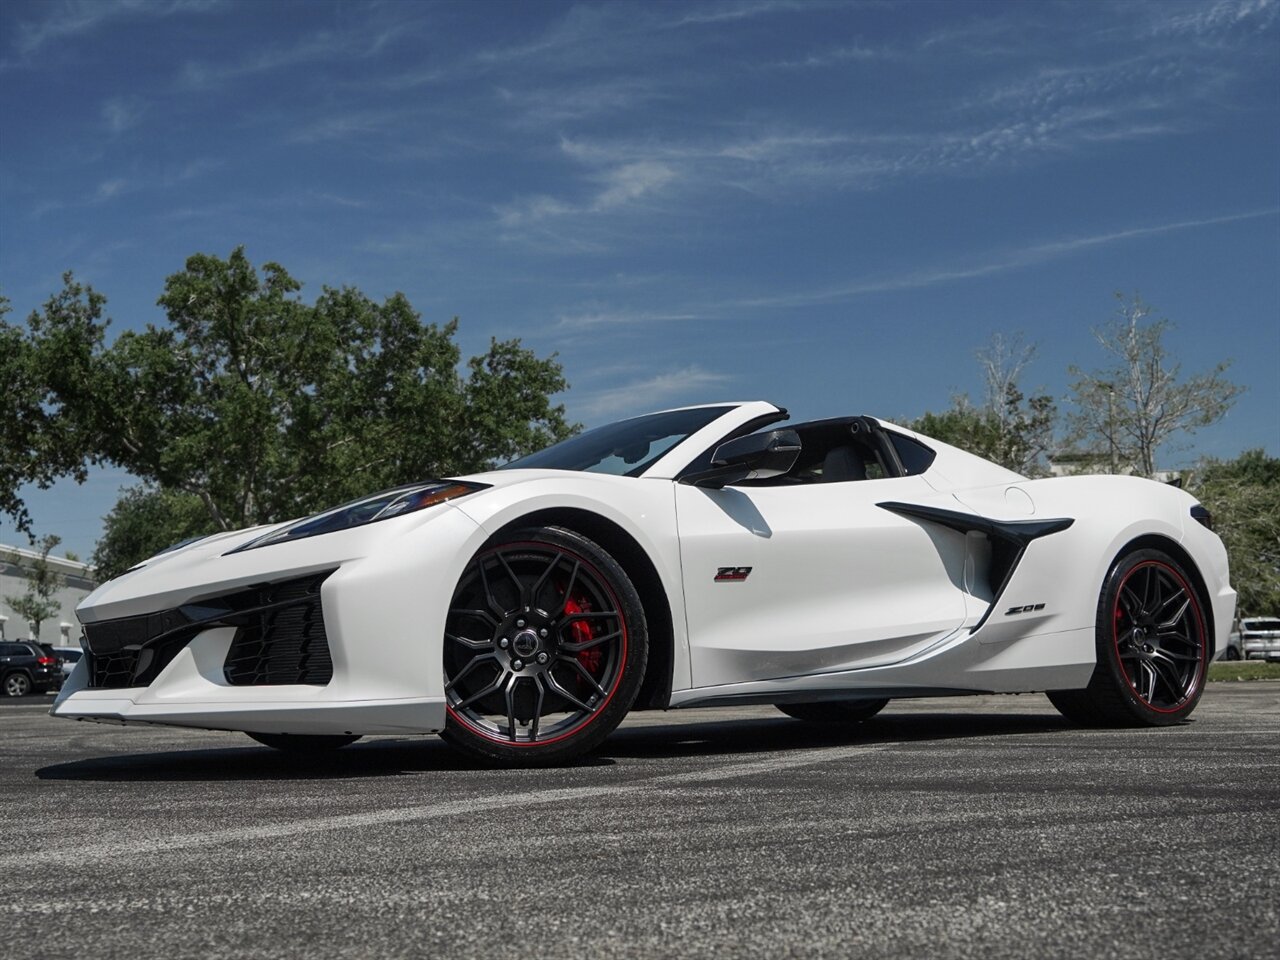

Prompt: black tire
[1222,646,1241,662]
[776,699,889,723]
[441,526,648,767]
[246,732,361,752]
[1048,548,1208,728]
[3,671,33,698]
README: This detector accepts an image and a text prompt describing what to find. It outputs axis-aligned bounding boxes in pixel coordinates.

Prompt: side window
[888,431,937,476]
[740,421,894,485]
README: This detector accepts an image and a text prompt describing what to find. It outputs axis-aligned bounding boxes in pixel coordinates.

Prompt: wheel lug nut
[516,619,525,628]
[499,638,509,649]
[536,652,548,664]
[539,628,548,638]
[512,660,524,671]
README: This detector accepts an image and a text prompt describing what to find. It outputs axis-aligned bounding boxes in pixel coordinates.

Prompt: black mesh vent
[223,574,334,686]
[89,648,143,688]
[81,570,336,690]
[83,608,195,689]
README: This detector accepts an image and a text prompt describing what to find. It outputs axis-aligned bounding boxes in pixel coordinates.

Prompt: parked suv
[0,641,63,697]
[1239,618,1280,662]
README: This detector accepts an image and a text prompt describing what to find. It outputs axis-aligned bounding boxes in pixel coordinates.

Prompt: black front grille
[83,608,198,689]
[89,648,143,688]
[223,574,334,686]
[82,571,336,689]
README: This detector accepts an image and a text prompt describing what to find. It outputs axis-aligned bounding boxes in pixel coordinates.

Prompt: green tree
[1189,449,1280,617]
[5,248,577,569]
[1,291,92,537]
[1067,294,1244,478]
[2,535,65,641]
[910,334,1056,476]
[91,486,216,582]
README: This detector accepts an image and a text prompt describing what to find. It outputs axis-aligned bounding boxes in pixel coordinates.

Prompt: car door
[674,473,973,689]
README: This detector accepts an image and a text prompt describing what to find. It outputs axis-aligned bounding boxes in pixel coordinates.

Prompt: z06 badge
[715,566,752,582]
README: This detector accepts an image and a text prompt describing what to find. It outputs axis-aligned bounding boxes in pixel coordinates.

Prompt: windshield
[501,406,734,476]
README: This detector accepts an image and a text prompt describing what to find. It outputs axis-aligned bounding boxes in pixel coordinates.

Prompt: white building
[0,545,98,647]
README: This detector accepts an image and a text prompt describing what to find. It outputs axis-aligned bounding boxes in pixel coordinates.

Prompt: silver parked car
[1238,618,1280,662]
[51,645,84,681]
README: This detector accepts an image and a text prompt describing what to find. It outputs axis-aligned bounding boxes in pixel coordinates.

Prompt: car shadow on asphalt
[33,709,1106,783]
[602,711,1080,759]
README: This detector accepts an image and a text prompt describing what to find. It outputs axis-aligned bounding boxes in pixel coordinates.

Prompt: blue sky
[1,0,1278,560]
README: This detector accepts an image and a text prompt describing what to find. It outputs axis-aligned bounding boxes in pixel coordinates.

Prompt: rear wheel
[1048,548,1207,727]
[3,672,32,697]
[776,699,889,723]
[441,526,647,767]
[1221,646,1241,662]
[246,732,361,752]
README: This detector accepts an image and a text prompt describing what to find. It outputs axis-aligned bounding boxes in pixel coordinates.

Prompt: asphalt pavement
[2,684,1277,960]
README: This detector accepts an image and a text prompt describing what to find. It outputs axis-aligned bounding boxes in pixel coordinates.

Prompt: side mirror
[683,429,802,489]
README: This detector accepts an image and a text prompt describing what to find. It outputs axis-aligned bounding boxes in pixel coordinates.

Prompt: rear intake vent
[223,573,334,686]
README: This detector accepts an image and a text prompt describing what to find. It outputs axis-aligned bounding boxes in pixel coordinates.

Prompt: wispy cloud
[547,101,1181,207]
[314,192,368,209]
[771,44,887,69]
[548,208,1280,327]
[8,0,220,59]
[1147,0,1277,38]
[286,107,415,144]
[174,158,221,182]
[180,22,403,90]
[495,77,666,125]
[556,308,704,331]
[476,0,821,68]
[31,158,222,219]
[576,365,733,418]
[498,161,677,227]
[101,95,144,134]
[665,0,823,29]
[95,178,128,200]
[737,209,1280,308]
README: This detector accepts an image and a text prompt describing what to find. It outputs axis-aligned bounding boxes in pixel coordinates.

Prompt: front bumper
[51,635,446,734]
[52,502,487,735]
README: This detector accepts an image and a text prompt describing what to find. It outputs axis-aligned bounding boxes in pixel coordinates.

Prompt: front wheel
[441,526,648,767]
[1048,548,1208,727]
[246,732,361,752]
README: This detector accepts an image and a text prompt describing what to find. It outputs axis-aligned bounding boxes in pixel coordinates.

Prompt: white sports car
[53,401,1235,765]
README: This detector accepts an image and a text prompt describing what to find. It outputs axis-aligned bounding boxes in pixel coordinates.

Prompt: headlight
[229,480,489,553]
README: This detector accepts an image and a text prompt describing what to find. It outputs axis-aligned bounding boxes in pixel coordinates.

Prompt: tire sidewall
[441,525,649,767]
[1095,548,1207,726]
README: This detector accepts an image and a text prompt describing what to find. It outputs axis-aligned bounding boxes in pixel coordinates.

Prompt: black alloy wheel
[776,699,889,723]
[246,732,362,752]
[441,526,647,766]
[1048,548,1208,727]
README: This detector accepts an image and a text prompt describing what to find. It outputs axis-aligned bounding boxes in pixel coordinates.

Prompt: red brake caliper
[563,594,602,678]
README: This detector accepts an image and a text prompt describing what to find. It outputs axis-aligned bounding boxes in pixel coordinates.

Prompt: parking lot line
[0,742,891,869]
